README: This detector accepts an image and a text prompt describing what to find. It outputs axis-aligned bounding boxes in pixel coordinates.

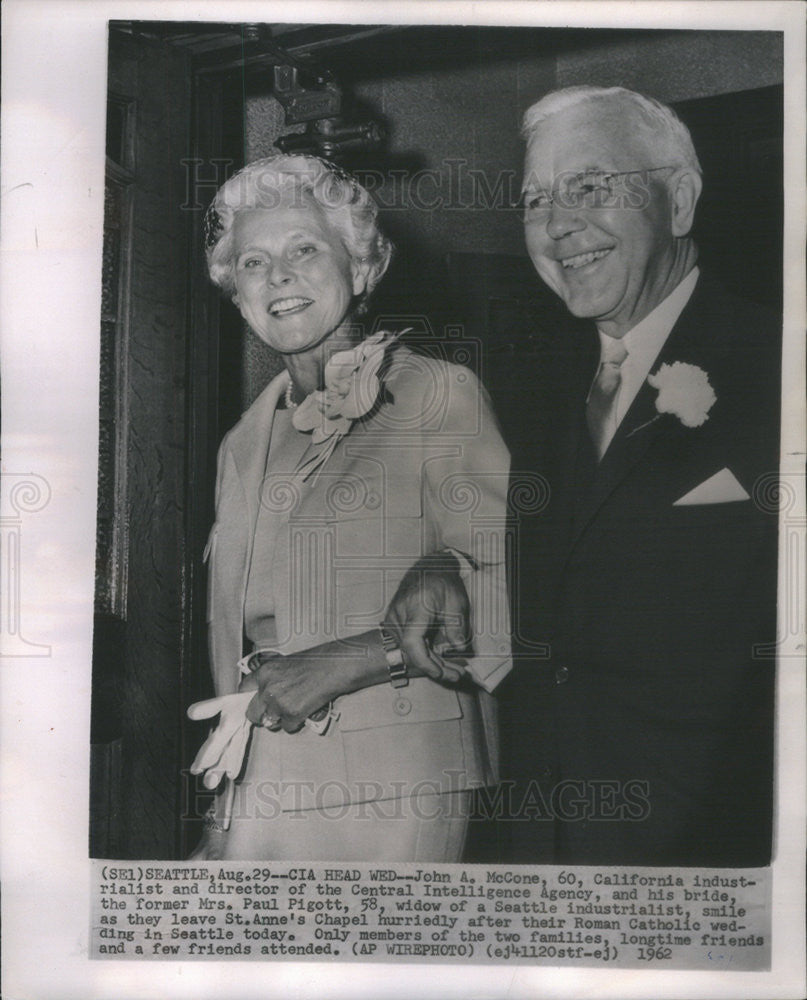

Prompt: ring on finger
[260,710,281,729]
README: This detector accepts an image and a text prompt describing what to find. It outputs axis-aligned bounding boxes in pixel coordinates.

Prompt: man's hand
[384,551,471,683]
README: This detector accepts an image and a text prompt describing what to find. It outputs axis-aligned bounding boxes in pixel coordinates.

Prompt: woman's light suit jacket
[205,345,512,810]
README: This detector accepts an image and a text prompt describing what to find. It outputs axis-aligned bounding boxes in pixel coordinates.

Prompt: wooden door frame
[179,67,245,857]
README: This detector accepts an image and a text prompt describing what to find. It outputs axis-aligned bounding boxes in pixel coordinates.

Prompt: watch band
[379,626,409,688]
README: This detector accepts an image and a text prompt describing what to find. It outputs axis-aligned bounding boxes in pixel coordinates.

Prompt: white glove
[187,692,253,790]
[187,686,338,811]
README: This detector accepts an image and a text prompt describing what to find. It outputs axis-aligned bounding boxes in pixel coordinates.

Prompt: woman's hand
[245,651,348,732]
[384,551,471,683]
[241,550,473,732]
[238,671,259,694]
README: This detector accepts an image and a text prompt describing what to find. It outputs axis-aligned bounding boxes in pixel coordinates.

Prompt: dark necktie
[586,337,628,461]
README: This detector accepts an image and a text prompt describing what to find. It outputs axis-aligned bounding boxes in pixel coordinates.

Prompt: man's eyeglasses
[520,165,678,221]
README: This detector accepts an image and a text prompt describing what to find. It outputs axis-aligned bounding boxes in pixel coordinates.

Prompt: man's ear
[351,258,372,297]
[669,168,702,238]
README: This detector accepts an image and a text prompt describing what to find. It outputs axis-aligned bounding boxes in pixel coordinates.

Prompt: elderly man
[502,86,779,866]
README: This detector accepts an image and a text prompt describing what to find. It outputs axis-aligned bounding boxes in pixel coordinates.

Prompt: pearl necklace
[285,379,298,409]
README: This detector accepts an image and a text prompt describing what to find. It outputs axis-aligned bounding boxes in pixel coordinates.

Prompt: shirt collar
[597,266,700,365]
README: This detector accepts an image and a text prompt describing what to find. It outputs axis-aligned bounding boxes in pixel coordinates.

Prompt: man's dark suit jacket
[500,277,780,867]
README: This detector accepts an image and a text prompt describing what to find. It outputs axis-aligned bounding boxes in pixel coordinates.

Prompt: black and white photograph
[2,1,805,997]
[90,17,785,868]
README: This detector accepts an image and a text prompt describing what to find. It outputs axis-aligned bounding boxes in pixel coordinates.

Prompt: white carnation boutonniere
[628,361,717,439]
[292,329,403,481]
[647,362,717,427]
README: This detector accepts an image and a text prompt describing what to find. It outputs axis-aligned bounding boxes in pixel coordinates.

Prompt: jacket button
[393,696,412,716]
[555,666,569,685]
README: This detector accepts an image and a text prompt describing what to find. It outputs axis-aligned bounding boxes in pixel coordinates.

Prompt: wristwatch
[379,626,409,688]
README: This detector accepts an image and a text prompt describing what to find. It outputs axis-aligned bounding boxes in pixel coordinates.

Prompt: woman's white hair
[522,86,702,175]
[204,154,393,311]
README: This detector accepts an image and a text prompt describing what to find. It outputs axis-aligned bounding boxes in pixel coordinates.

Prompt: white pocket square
[673,468,750,506]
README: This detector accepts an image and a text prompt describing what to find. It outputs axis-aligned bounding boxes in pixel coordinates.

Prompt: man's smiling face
[522,101,679,337]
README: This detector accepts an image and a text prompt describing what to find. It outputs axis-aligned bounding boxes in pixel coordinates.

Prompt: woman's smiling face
[231,195,367,355]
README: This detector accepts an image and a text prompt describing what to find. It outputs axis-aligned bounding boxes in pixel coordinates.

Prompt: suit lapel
[568,380,665,546]
[566,278,714,553]
[227,370,305,591]
[229,370,304,517]
[545,328,599,500]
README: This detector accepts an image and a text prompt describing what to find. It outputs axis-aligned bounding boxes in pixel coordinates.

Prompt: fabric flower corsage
[292,329,402,480]
[647,362,717,428]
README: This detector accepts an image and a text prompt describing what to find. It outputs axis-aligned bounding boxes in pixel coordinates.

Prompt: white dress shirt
[596,267,700,446]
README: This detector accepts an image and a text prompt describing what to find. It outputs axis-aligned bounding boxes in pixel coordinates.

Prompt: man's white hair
[522,86,702,175]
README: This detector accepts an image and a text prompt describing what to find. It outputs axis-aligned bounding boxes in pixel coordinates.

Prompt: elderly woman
[188,154,510,862]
